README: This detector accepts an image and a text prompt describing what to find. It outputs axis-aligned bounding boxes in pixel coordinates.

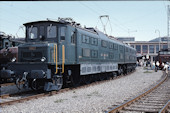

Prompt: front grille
[22,51,43,62]
[23,52,31,58]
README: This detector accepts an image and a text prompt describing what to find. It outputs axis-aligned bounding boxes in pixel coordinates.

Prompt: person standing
[164,63,169,75]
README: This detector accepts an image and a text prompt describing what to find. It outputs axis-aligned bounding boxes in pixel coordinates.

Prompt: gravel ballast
[1,67,163,113]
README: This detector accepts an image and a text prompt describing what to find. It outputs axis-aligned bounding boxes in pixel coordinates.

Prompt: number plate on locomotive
[29,47,36,50]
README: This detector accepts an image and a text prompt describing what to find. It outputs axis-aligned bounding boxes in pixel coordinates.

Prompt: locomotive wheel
[15,78,23,90]
[31,79,39,90]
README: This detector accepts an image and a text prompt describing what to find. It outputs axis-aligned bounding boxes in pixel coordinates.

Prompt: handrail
[53,44,55,63]
[62,45,65,73]
[55,44,58,74]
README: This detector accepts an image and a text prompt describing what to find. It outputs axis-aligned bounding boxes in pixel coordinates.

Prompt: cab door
[68,28,77,64]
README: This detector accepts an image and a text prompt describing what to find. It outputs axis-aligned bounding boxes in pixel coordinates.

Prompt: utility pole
[155,30,161,51]
[167,5,170,49]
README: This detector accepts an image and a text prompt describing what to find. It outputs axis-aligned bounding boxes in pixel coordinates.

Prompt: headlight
[41,57,46,62]
[11,57,16,62]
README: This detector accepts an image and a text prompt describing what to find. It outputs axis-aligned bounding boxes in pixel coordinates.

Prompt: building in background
[116,37,169,63]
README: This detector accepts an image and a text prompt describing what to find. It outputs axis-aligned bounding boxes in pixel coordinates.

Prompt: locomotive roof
[24,20,135,50]
[23,20,66,26]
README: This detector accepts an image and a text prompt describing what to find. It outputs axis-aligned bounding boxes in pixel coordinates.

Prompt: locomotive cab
[25,21,67,43]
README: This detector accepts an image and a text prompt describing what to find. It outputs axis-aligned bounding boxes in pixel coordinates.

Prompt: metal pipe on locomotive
[1,18,137,91]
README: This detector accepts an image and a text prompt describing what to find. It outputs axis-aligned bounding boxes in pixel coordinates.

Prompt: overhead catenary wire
[91,2,130,32]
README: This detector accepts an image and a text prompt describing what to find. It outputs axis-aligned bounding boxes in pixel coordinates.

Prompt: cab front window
[28,26,38,39]
[47,24,57,38]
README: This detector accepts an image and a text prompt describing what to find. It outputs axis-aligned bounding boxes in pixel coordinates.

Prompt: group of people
[154,61,169,75]
[136,60,169,75]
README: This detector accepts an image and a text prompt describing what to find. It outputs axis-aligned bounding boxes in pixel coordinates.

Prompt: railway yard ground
[0,67,166,113]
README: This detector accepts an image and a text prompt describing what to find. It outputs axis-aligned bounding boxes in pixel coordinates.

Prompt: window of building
[82,48,90,57]
[71,31,76,44]
[136,45,141,53]
[91,50,98,58]
[131,45,134,48]
[47,25,56,38]
[60,27,66,40]
[28,26,38,39]
[149,45,154,53]
[142,45,148,53]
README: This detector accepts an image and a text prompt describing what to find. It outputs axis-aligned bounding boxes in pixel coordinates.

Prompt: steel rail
[0,83,15,87]
[0,90,34,99]
[159,100,170,113]
[0,90,65,107]
[107,72,168,113]
[0,81,24,87]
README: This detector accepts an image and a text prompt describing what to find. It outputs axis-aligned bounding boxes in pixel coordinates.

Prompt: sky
[0,1,170,41]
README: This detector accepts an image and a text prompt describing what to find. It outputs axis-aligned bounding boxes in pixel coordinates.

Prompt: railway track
[0,70,135,107]
[107,72,170,113]
[0,82,15,87]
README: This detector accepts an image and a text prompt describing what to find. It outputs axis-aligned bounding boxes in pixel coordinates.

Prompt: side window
[126,47,128,52]
[91,38,98,46]
[114,44,118,50]
[119,53,123,60]
[109,52,114,59]
[91,50,98,58]
[119,45,123,51]
[82,34,86,43]
[61,27,66,41]
[82,34,90,44]
[28,26,38,39]
[109,43,113,49]
[71,31,76,44]
[101,40,107,48]
[82,48,90,57]
[47,24,56,38]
